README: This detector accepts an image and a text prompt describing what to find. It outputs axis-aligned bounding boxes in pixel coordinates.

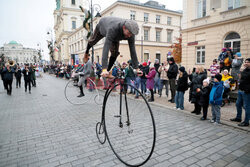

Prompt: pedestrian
[83,16,141,78]
[0,65,7,90]
[197,78,211,120]
[2,63,15,95]
[218,48,227,72]
[153,59,160,94]
[125,60,136,94]
[223,48,233,72]
[22,64,32,94]
[230,58,250,126]
[189,67,207,115]
[158,61,169,97]
[140,62,149,94]
[167,57,178,103]
[146,63,156,102]
[31,65,36,87]
[209,74,224,125]
[231,52,243,89]
[174,66,188,110]
[15,65,22,88]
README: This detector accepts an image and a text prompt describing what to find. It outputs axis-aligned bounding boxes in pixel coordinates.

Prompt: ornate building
[0,41,39,64]
[182,0,250,69]
[53,0,84,64]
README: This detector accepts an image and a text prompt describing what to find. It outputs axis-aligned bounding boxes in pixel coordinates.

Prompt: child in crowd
[197,78,211,120]
[209,74,224,125]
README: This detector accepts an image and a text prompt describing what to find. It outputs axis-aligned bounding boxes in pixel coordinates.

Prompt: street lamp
[80,1,101,63]
[90,1,101,63]
[141,22,147,63]
[47,29,55,64]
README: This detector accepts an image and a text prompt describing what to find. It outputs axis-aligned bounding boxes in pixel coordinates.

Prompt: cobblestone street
[0,74,250,167]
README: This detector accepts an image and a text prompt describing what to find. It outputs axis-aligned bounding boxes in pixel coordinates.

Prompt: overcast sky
[0,0,182,60]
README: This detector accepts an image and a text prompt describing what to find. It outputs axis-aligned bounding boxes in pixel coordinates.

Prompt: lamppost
[141,22,147,63]
[47,29,54,64]
[80,1,101,63]
[90,2,101,63]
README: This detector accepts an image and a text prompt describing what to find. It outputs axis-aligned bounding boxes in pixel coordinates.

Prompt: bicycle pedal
[114,115,121,118]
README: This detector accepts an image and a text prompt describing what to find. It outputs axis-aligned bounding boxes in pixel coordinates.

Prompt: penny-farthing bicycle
[96,71,156,167]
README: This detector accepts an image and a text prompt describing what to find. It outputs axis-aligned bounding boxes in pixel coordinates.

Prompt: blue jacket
[209,81,224,105]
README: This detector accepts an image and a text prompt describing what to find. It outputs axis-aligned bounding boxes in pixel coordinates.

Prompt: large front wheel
[104,83,156,167]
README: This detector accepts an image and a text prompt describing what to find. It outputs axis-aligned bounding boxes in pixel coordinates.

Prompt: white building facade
[53,0,85,64]
[0,41,39,64]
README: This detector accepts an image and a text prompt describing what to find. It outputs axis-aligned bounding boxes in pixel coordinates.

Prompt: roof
[117,0,182,14]
[9,41,18,45]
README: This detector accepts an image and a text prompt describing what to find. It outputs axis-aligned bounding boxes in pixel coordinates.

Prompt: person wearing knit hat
[145,63,156,102]
[231,52,243,87]
[83,16,141,78]
[198,78,211,120]
[174,66,188,110]
[214,74,222,82]
[167,57,178,103]
[209,73,224,125]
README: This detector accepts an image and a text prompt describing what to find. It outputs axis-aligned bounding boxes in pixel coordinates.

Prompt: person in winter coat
[146,63,156,102]
[230,58,250,126]
[158,61,169,97]
[15,65,22,88]
[167,57,178,103]
[30,65,36,87]
[22,65,32,94]
[218,48,227,72]
[208,59,220,78]
[231,52,243,88]
[223,48,233,72]
[197,78,211,120]
[140,62,149,94]
[125,60,136,94]
[0,65,7,90]
[209,74,224,125]
[174,66,188,110]
[2,64,15,95]
[189,67,207,115]
[153,59,160,94]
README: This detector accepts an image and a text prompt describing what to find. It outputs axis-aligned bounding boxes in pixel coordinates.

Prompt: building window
[197,0,206,18]
[156,53,161,64]
[228,0,240,10]
[144,13,149,22]
[167,30,173,43]
[144,53,149,62]
[167,17,172,25]
[224,32,240,53]
[196,46,205,64]
[72,21,76,29]
[156,15,160,23]
[130,11,136,20]
[144,29,149,41]
[156,30,161,42]
[71,0,75,5]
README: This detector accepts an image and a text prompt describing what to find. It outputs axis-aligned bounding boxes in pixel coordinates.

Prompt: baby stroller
[221,78,235,107]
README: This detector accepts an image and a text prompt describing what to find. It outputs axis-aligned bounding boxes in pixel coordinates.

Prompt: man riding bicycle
[83,16,141,77]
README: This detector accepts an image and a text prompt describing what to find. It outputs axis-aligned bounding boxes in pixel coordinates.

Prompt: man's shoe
[77,94,85,97]
[135,96,139,99]
[170,100,175,103]
[230,118,241,122]
[238,122,249,127]
[191,111,196,114]
[168,99,172,102]
[29,91,31,94]
[200,117,206,120]
[148,99,154,102]
[196,112,201,115]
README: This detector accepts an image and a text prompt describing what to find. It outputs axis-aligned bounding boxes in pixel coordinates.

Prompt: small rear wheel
[96,122,106,144]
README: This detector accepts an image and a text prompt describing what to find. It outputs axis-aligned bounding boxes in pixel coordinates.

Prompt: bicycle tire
[64,78,96,105]
[103,83,156,167]
[96,122,106,144]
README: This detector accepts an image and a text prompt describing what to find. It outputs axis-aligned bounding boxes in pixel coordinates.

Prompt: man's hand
[83,53,89,63]
[101,69,110,78]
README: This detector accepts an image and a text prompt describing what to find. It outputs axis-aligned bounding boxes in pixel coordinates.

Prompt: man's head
[123,20,139,38]
[213,59,217,65]
[244,58,250,69]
